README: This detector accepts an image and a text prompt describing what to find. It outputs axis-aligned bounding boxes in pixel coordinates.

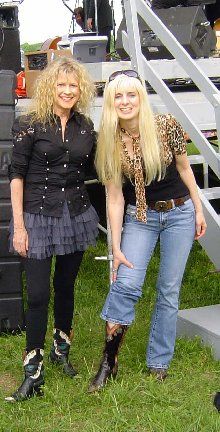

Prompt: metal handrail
[122,0,220,178]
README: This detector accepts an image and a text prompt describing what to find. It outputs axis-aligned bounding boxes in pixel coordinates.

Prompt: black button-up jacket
[9,111,97,217]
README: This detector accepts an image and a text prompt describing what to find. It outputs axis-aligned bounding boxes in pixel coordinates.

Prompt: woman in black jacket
[5,57,99,402]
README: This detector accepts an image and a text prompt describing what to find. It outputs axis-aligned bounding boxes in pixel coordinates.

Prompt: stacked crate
[0,70,24,332]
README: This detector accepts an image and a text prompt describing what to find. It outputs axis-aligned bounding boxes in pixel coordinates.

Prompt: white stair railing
[122,0,220,268]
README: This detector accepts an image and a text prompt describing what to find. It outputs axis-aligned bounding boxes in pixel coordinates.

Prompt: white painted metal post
[122,0,145,78]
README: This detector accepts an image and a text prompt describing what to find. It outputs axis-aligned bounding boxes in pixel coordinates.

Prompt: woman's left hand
[195,211,207,240]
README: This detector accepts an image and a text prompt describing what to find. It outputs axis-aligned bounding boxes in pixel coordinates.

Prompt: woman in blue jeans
[88,70,207,392]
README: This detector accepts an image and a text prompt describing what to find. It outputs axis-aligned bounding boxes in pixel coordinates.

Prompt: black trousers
[98,26,112,54]
[22,252,84,351]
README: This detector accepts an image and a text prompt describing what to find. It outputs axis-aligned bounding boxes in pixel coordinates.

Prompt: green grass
[187,142,201,156]
[1,237,220,431]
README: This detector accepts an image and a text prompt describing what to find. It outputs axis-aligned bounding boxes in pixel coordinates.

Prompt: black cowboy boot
[49,328,77,378]
[5,349,44,402]
[88,323,127,393]
[214,392,220,411]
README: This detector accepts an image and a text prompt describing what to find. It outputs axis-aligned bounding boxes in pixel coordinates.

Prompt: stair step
[201,187,220,200]
[177,304,220,359]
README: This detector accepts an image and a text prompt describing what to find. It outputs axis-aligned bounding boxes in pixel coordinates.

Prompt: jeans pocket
[124,213,136,223]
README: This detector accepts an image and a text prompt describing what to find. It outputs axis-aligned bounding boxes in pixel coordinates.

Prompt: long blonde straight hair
[95,74,163,186]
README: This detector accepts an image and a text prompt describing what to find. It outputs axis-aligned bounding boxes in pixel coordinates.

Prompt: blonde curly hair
[28,56,96,124]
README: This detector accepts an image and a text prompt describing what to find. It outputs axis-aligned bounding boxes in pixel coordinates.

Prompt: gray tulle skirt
[9,201,99,260]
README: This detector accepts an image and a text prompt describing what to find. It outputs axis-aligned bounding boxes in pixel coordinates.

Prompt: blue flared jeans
[101,199,196,369]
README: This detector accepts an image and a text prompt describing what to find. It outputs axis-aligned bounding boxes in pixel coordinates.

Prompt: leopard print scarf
[120,128,147,223]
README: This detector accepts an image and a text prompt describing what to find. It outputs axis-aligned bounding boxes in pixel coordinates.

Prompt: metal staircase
[123,0,220,269]
[121,0,220,356]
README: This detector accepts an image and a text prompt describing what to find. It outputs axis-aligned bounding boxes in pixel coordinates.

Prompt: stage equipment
[0,4,19,28]
[151,0,216,8]
[186,0,216,4]
[0,106,15,140]
[0,69,16,105]
[0,68,24,333]
[116,6,216,60]
[58,34,108,63]
[0,28,21,73]
[24,49,73,98]
[0,176,24,333]
[0,259,24,333]
[24,49,73,71]
[0,5,21,73]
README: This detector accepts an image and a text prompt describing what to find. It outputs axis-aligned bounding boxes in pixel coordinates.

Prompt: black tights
[22,252,84,351]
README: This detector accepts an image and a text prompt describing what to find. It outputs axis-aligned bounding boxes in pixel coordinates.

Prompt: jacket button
[46,177,48,181]
[47,168,49,171]
[84,204,87,207]
[81,195,84,198]
[45,186,47,189]
[77,186,79,189]
[43,196,45,199]
[64,164,67,168]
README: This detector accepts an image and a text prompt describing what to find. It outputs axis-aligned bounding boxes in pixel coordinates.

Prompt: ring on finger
[112,268,117,273]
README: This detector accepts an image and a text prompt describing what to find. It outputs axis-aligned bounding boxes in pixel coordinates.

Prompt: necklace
[120,127,140,143]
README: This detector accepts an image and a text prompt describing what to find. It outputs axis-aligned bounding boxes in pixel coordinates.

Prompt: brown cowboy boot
[149,367,168,382]
[5,349,44,402]
[49,328,77,378]
[88,323,127,393]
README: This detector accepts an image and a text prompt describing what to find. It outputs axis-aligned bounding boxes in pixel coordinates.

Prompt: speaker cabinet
[0,107,15,140]
[0,142,13,177]
[151,0,216,7]
[0,5,19,29]
[0,70,17,105]
[0,178,10,199]
[116,6,216,60]
[0,28,21,73]
[0,258,24,333]
[0,261,22,294]
[0,297,24,332]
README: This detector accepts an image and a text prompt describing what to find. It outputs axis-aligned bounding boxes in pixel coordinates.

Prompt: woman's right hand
[112,250,133,282]
[13,227,29,257]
